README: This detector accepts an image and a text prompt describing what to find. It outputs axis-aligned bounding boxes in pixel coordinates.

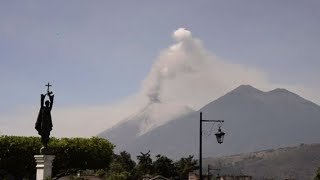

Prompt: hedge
[0,136,114,179]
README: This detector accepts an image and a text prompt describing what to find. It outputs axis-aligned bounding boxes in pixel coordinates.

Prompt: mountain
[203,143,320,179]
[99,85,320,159]
[98,102,194,151]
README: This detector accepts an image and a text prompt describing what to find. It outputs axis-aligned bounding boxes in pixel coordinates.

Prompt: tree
[51,137,114,177]
[137,150,153,175]
[153,154,177,178]
[104,151,137,180]
[106,160,130,180]
[114,151,136,172]
[0,136,114,179]
[0,136,41,179]
[175,155,197,180]
[315,167,320,180]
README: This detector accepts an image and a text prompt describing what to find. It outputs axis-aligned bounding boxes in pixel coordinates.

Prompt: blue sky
[0,1,319,136]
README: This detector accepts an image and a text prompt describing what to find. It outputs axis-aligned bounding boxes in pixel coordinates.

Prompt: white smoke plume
[0,28,317,137]
[142,28,208,105]
[142,28,275,109]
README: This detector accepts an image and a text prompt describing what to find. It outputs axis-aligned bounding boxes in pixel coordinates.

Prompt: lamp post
[199,112,225,180]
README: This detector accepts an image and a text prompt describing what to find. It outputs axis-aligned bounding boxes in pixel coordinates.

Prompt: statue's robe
[35,94,54,146]
[35,106,53,135]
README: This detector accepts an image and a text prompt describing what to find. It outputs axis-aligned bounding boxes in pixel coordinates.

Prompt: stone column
[34,155,55,180]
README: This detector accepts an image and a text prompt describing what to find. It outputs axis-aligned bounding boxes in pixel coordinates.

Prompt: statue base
[40,146,53,155]
[34,155,55,180]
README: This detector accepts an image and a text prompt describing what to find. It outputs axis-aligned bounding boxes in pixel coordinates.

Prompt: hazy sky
[0,1,319,137]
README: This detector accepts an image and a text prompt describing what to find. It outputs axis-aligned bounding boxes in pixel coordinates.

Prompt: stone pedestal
[34,155,55,180]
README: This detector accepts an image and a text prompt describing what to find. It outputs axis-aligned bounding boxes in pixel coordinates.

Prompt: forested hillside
[204,144,320,179]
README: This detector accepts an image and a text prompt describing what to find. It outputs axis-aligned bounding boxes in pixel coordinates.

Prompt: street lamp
[199,112,225,180]
[215,127,225,144]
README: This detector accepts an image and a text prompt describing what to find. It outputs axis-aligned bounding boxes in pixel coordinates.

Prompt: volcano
[99,85,320,159]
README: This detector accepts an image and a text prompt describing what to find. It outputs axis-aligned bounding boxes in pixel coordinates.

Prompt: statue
[35,83,54,154]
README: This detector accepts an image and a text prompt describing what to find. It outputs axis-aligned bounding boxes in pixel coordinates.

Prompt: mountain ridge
[98,102,194,151]
[203,143,320,179]
[99,85,320,160]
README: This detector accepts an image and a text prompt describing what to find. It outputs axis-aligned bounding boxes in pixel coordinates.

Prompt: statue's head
[45,100,50,107]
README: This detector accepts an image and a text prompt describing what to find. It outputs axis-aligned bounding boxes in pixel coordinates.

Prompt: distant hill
[203,143,320,180]
[99,85,320,160]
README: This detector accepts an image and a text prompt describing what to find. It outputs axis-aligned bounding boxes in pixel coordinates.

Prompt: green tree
[114,151,136,172]
[51,137,114,177]
[106,160,130,180]
[0,136,41,179]
[0,136,114,179]
[153,154,177,178]
[104,151,138,180]
[315,167,320,180]
[137,150,153,175]
[175,155,197,180]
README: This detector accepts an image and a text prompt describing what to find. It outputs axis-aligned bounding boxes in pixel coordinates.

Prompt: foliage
[95,169,107,177]
[175,155,198,180]
[95,151,138,180]
[50,137,114,176]
[135,151,196,180]
[113,151,136,173]
[0,136,114,179]
[0,136,41,179]
[315,167,320,180]
[111,151,139,180]
[106,161,130,180]
[106,171,130,180]
[153,154,177,178]
[0,136,198,180]
[137,150,153,175]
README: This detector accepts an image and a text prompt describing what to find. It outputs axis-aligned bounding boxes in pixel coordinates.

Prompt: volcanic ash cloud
[141,28,271,109]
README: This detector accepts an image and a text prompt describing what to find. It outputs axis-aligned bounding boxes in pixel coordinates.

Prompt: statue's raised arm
[35,83,54,155]
[48,94,54,110]
[40,94,45,107]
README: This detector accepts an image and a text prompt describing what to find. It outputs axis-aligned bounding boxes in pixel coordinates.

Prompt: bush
[0,136,41,179]
[0,136,114,179]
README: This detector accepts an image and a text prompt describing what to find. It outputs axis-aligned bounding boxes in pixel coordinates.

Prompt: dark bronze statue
[35,83,54,154]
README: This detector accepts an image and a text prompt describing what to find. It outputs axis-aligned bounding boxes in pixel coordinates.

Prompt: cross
[45,83,52,93]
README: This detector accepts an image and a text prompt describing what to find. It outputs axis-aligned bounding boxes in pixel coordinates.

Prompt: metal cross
[45,83,52,93]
